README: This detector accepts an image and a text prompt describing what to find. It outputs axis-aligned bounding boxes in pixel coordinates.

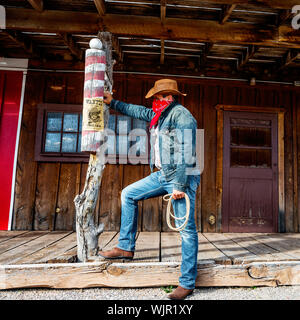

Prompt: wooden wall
[12,71,300,232]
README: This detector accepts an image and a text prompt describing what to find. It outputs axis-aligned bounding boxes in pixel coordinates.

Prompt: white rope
[163,193,190,232]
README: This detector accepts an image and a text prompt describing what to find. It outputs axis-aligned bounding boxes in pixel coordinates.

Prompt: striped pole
[81,38,107,152]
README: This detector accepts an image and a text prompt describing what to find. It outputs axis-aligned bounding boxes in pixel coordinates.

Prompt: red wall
[0,71,23,230]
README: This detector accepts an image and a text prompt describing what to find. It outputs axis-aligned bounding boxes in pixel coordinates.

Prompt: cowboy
[100,79,201,300]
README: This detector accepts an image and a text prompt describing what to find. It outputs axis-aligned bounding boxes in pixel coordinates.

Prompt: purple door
[222,111,278,232]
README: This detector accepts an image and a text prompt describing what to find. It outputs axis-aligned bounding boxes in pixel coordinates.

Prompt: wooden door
[0,71,23,230]
[222,111,278,232]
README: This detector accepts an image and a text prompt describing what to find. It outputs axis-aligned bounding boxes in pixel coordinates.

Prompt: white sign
[0,5,5,29]
[292,5,300,30]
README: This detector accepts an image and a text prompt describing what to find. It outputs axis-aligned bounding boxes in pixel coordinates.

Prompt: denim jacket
[109,99,200,192]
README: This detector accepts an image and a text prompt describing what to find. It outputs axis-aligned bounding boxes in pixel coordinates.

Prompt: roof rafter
[160,39,165,64]
[94,0,106,16]
[277,49,300,70]
[94,0,300,10]
[57,33,83,60]
[111,35,124,63]
[2,30,40,58]
[27,0,43,12]
[172,0,300,10]
[201,42,213,66]
[237,45,258,70]
[161,0,166,25]
[276,9,294,26]
[220,4,236,24]
[5,9,300,49]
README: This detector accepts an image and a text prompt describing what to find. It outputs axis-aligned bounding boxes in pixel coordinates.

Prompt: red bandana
[150,98,173,129]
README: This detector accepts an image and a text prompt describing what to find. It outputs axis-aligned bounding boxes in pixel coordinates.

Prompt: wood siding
[12,71,300,232]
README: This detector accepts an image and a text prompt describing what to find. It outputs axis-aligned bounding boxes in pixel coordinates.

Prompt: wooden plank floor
[1,231,300,266]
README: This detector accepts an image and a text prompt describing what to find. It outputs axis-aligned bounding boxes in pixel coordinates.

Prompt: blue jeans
[117,170,201,290]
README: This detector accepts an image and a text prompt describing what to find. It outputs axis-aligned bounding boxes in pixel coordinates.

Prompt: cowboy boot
[98,247,134,260]
[167,286,194,300]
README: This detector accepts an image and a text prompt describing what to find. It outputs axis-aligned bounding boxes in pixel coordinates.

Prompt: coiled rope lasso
[163,193,190,231]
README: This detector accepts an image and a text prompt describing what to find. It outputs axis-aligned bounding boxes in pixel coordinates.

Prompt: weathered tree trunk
[74,151,105,262]
[74,33,113,262]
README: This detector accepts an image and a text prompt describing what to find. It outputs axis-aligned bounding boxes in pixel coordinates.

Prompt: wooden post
[74,33,113,262]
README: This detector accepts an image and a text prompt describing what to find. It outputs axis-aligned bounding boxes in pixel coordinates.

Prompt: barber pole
[81,38,108,152]
[74,34,113,262]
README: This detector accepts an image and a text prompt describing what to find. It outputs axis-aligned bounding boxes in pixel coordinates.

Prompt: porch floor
[1,231,300,289]
[1,231,300,265]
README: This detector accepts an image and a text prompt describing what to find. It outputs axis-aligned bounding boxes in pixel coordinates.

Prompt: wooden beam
[2,260,300,289]
[57,33,83,60]
[220,4,236,24]
[2,30,40,58]
[237,45,258,70]
[94,0,106,16]
[111,35,123,63]
[5,9,300,49]
[160,39,165,64]
[105,0,300,10]
[278,49,300,70]
[200,42,213,66]
[277,9,295,26]
[169,0,300,10]
[161,0,166,25]
[27,0,43,12]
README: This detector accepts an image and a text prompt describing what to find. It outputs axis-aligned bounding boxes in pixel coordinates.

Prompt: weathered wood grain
[160,232,181,262]
[0,231,46,254]
[0,231,69,264]
[55,163,81,230]
[201,85,219,232]
[6,9,300,49]
[34,162,60,230]
[12,73,43,229]
[0,231,29,244]
[223,233,294,261]
[16,232,74,264]
[198,233,231,264]
[134,232,160,262]
[3,260,300,289]
[203,233,259,264]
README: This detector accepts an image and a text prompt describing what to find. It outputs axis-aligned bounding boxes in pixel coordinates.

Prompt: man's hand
[103,91,113,105]
[172,189,185,200]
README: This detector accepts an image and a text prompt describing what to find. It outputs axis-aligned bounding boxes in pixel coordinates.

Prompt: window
[106,111,149,164]
[229,117,272,168]
[35,104,150,163]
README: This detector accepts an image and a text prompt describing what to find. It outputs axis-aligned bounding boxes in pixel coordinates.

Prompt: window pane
[63,113,78,132]
[45,132,61,152]
[117,116,131,134]
[79,114,82,132]
[231,126,271,147]
[117,135,128,155]
[230,118,271,126]
[106,135,116,154]
[78,133,82,152]
[47,112,62,131]
[62,133,77,152]
[231,147,271,168]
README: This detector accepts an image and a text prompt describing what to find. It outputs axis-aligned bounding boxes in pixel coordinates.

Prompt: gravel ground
[1,286,300,300]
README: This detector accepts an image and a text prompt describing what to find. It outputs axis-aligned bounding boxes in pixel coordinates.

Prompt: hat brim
[145,88,187,99]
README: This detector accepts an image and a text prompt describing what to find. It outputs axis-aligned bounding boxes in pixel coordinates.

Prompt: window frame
[35,103,150,164]
[35,103,88,162]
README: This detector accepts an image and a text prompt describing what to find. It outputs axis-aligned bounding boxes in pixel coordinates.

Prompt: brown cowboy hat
[145,79,187,99]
